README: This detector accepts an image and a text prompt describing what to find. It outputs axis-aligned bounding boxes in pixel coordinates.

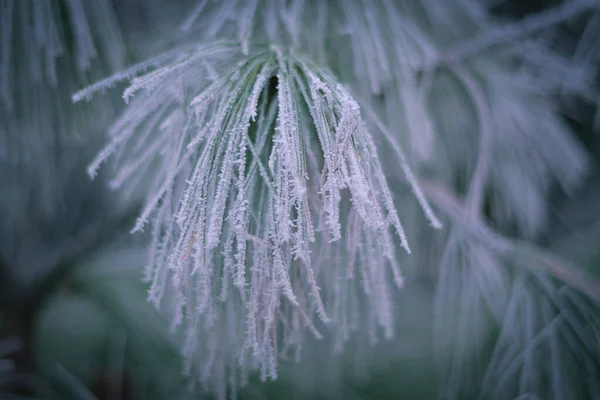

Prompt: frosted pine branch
[77,43,439,392]
[66,1,598,398]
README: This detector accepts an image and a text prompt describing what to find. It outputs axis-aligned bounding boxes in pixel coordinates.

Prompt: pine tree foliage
[75,40,444,394]
[403,3,600,398]
[0,0,126,231]
[434,233,600,399]
[65,0,600,398]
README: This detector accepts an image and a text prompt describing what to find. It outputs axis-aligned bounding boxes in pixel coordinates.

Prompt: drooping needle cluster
[76,43,439,391]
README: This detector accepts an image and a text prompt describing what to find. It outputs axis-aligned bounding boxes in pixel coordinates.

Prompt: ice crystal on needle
[74,43,439,392]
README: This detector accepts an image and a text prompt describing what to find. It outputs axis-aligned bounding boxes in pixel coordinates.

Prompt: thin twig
[417,177,600,302]
[448,63,492,217]
[428,0,600,68]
